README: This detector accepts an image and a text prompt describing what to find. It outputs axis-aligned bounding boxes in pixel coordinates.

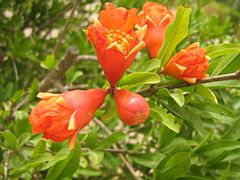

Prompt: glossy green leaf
[196,85,218,103]
[198,140,240,152]
[119,72,161,88]
[157,6,192,67]
[85,127,97,149]
[28,79,39,101]
[209,54,238,75]
[156,152,191,180]
[46,143,81,180]
[0,131,17,150]
[150,105,180,133]
[33,140,46,156]
[10,154,53,176]
[17,132,31,148]
[137,59,161,72]
[41,149,70,170]
[157,88,185,106]
[40,54,56,69]
[131,152,165,169]
[206,43,240,58]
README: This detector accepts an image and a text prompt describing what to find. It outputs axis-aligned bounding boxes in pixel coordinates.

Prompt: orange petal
[174,63,187,74]
[37,92,60,100]
[182,77,197,84]
[68,111,77,130]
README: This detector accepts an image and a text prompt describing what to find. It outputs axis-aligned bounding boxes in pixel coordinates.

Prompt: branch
[36,3,73,34]
[53,0,78,55]
[139,72,240,97]
[93,118,141,180]
[39,46,79,92]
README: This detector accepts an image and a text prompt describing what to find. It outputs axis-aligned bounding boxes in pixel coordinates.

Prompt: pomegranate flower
[29,89,107,149]
[87,3,147,87]
[137,2,174,58]
[162,42,209,83]
[114,89,150,126]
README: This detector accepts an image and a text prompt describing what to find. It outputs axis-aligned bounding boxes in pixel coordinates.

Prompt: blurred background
[0,0,240,179]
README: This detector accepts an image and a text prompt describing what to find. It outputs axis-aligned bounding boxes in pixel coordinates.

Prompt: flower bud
[137,2,174,58]
[162,42,209,83]
[29,89,107,148]
[114,89,150,126]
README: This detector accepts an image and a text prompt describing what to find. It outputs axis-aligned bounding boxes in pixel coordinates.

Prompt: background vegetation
[0,0,240,179]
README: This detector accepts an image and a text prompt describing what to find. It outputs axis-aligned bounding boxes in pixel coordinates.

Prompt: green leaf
[33,140,46,156]
[88,150,104,166]
[157,88,185,106]
[17,132,31,148]
[28,79,39,101]
[119,72,160,88]
[204,80,240,89]
[209,54,239,75]
[150,105,180,133]
[206,43,240,58]
[40,55,56,69]
[131,152,165,169]
[10,154,53,176]
[196,85,218,103]
[85,127,97,149]
[157,6,192,67]
[156,152,191,180]
[79,156,88,168]
[197,140,240,153]
[97,132,126,149]
[0,131,17,150]
[137,59,161,72]
[219,162,231,180]
[0,164,3,174]
[99,96,116,121]
[41,149,70,170]
[46,143,81,180]
[79,167,102,177]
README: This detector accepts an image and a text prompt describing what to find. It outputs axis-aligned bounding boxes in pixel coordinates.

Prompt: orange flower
[87,3,147,87]
[162,42,209,83]
[29,89,107,149]
[138,2,174,58]
[114,89,150,126]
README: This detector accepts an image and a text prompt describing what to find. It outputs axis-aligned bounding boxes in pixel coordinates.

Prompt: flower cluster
[29,2,209,148]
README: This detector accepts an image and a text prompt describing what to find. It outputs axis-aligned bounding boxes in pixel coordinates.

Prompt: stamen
[106,29,136,56]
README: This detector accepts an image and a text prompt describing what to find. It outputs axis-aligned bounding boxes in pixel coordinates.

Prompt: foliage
[0,0,240,179]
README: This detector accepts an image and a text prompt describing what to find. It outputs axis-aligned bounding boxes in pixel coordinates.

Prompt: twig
[93,118,141,180]
[139,71,240,96]
[81,147,144,154]
[36,3,73,34]
[77,55,97,62]
[3,150,12,180]
[53,0,78,55]
[11,58,19,81]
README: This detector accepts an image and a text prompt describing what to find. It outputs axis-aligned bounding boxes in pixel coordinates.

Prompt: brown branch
[77,55,97,62]
[93,118,141,180]
[139,71,240,97]
[53,0,78,55]
[39,46,79,92]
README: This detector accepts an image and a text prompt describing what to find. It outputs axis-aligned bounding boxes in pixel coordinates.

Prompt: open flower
[87,3,147,87]
[162,42,209,83]
[137,2,174,58]
[29,89,107,148]
[114,89,150,126]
